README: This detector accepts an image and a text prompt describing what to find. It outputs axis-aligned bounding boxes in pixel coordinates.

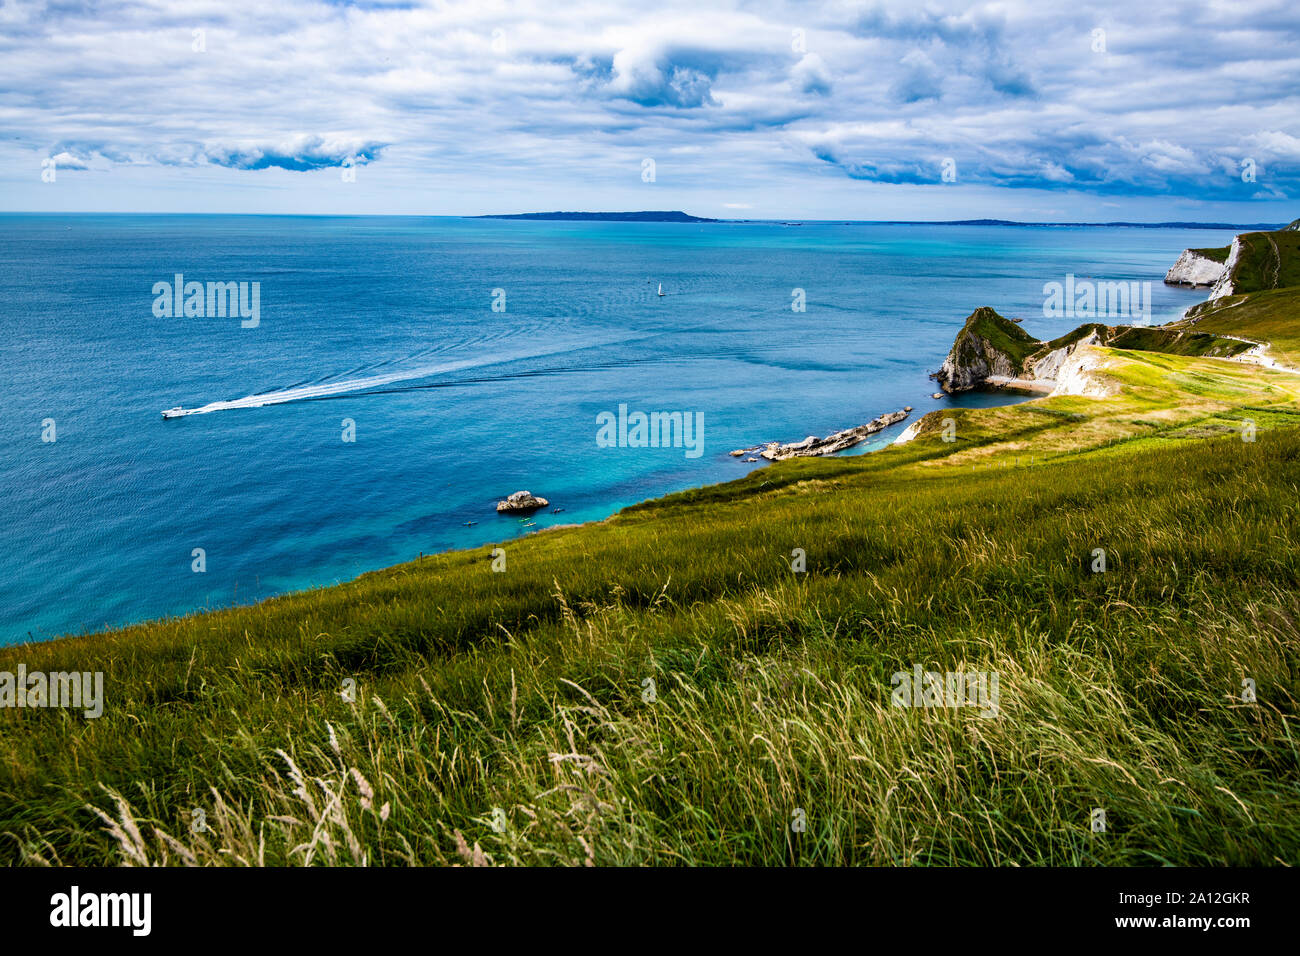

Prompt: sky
[2,0,1298,222]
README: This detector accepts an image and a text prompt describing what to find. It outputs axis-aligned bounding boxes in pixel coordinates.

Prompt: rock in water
[757,409,911,460]
[496,490,550,513]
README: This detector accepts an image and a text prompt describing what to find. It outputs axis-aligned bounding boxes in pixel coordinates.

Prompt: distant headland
[473,211,1282,229]
[476,210,719,223]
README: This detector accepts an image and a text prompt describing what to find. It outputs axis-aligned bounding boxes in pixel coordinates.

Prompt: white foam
[162,333,638,417]
[166,357,489,416]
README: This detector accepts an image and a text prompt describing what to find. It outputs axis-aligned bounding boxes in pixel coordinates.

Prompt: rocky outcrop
[928,303,1154,403]
[1164,249,1226,287]
[933,307,1040,393]
[731,409,911,461]
[930,304,1232,397]
[496,490,549,513]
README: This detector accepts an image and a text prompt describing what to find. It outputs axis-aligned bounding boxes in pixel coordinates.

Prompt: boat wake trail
[161,332,665,418]
[163,357,492,417]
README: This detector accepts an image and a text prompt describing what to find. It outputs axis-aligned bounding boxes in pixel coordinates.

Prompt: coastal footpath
[3,223,1300,867]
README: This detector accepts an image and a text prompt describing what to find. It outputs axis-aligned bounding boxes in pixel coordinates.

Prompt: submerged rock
[496,490,549,513]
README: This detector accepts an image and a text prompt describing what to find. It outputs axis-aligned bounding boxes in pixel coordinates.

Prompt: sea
[0,214,1232,644]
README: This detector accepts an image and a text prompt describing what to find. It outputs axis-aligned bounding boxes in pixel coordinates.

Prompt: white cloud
[0,0,1295,215]
[790,53,832,96]
[48,151,90,170]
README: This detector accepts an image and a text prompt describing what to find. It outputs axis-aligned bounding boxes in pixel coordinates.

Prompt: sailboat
[657,283,664,297]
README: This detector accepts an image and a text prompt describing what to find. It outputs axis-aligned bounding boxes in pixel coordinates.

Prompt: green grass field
[3,250,1300,867]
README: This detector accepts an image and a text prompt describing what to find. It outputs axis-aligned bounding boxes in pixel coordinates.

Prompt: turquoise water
[0,215,1228,643]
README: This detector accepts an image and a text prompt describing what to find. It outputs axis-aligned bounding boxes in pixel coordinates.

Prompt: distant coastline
[476,210,719,223]
[826,219,1287,230]
[473,210,1282,230]
[1,212,1283,231]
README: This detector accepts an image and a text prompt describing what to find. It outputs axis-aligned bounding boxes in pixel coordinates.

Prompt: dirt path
[1266,234,1282,289]
[1212,331,1300,375]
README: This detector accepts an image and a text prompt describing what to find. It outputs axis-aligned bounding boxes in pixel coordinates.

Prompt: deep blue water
[0,215,1229,644]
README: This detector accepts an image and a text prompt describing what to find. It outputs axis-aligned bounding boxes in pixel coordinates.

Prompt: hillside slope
[3,358,1300,866]
[4,228,1300,867]
[1210,228,1300,298]
[1180,287,1300,369]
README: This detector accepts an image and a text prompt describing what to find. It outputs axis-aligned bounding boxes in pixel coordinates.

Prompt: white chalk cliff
[1047,342,1119,398]
[1030,330,1102,381]
[1164,249,1226,288]
[1208,237,1242,300]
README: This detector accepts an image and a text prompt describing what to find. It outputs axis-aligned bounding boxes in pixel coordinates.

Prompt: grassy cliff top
[1182,286,1300,367]
[1188,245,1231,263]
[1018,321,1250,371]
[1104,325,1253,358]
[1039,322,1109,353]
[958,306,1042,367]
[1220,229,1300,293]
[1182,222,1300,364]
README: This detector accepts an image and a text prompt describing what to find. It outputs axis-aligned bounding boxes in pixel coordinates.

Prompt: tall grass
[2,425,1298,866]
